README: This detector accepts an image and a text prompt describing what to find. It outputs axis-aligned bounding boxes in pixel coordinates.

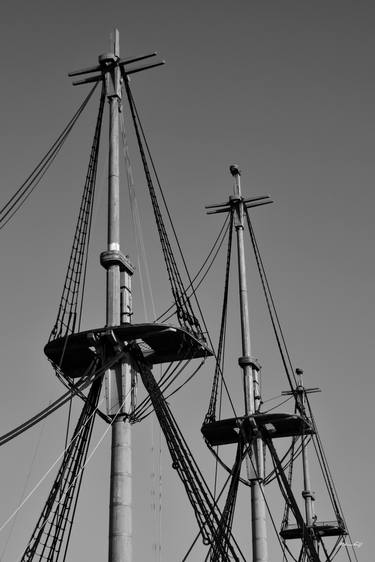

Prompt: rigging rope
[0,387,103,538]
[245,208,299,396]
[182,467,235,561]
[20,378,102,562]
[305,395,352,559]
[120,109,156,322]
[120,77,244,446]
[205,210,234,423]
[243,209,354,559]
[0,416,46,561]
[122,72,204,340]
[50,84,105,341]
[132,347,245,561]
[280,435,298,530]
[246,447,299,562]
[156,214,230,325]
[131,359,205,423]
[0,84,98,231]
[207,439,244,561]
[120,107,164,560]
[262,432,321,562]
[16,375,134,562]
[0,351,126,448]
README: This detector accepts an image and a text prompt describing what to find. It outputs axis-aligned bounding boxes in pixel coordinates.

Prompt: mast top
[111,28,120,58]
[229,164,241,177]
[205,166,272,215]
[69,29,165,87]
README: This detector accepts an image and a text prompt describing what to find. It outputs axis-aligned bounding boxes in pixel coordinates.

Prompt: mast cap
[229,164,241,177]
[98,52,118,65]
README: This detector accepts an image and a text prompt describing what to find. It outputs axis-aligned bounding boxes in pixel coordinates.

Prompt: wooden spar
[230,165,269,562]
[100,30,134,562]
[66,36,165,562]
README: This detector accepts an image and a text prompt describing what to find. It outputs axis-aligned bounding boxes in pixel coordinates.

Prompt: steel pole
[230,165,268,562]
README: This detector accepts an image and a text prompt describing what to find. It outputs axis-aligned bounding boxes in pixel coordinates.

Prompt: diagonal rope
[0,84,98,231]
[245,208,299,395]
[0,419,46,561]
[122,72,204,340]
[19,378,103,562]
[207,439,244,561]
[133,348,245,561]
[156,212,231,325]
[204,210,234,423]
[14,375,133,562]
[50,84,106,342]
[0,351,126,448]
[120,109,156,322]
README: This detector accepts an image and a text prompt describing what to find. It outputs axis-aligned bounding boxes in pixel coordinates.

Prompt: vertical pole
[109,418,132,561]
[99,30,133,562]
[296,369,316,531]
[230,165,268,562]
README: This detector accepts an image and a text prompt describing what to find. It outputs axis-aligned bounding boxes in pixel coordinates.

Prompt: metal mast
[229,165,268,562]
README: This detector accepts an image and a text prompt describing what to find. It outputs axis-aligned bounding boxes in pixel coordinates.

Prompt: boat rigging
[0,29,359,562]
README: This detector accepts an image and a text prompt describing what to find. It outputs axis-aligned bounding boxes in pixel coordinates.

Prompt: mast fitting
[100,250,135,274]
[302,490,316,501]
[238,355,261,372]
[99,52,119,65]
[229,164,241,176]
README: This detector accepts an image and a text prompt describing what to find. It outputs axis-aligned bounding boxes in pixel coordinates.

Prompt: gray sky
[0,1,373,560]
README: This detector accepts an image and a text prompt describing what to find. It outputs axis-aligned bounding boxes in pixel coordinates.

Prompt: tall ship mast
[0,30,360,562]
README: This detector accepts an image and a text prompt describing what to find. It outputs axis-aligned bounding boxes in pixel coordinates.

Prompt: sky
[0,0,373,560]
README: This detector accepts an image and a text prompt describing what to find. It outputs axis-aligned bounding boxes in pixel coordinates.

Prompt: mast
[62,33,166,561]
[99,30,135,562]
[296,369,316,530]
[229,165,268,562]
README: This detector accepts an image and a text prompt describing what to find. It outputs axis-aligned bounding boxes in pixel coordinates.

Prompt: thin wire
[248,452,298,562]
[263,395,293,414]
[17,387,131,562]
[265,437,308,486]
[132,361,186,420]
[181,457,242,561]
[307,400,358,562]
[135,360,205,423]
[262,393,287,405]
[134,356,191,416]
[0,395,104,535]
[61,383,101,562]
[156,214,230,324]
[77,85,106,332]
[0,420,46,561]
[120,110,156,322]
[125,81,240,426]
[133,358,205,422]
[246,210,298,392]
[157,417,163,562]
[0,352,123,448]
